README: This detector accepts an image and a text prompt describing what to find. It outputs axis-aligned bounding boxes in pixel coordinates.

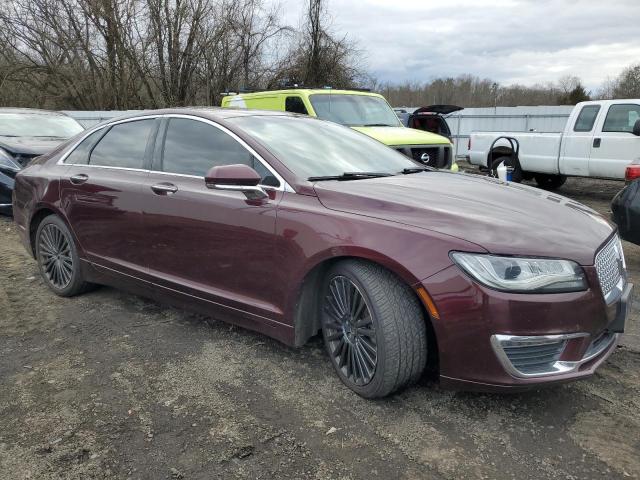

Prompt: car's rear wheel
[36,215,92,297]
[320,260,428,398]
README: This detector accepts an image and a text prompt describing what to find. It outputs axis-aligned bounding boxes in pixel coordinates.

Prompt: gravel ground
[1,170,640,480]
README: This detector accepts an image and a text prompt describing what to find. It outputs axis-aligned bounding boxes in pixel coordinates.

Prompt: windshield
[228,115,418,179]
[0,113,84,138]
[309,94,401,127]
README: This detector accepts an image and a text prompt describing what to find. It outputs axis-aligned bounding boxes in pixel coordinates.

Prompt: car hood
[313,172,614,265]
[351,126,450,146]
[0,136,67,156]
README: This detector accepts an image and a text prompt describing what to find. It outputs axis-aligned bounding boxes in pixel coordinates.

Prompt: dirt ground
[2,170,640,480]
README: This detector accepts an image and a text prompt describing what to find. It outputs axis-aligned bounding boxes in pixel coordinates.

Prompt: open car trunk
[408,105,463,139]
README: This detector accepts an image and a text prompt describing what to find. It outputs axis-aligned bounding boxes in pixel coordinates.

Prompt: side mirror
[205,164,268,200]
[633,119,640,136]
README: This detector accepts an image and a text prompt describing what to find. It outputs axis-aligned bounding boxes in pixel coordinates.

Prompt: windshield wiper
[308,172,394,182]
[400,167,434,174]
[361,123,395,127]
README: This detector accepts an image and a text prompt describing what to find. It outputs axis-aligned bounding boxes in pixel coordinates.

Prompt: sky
[275,0,640,91]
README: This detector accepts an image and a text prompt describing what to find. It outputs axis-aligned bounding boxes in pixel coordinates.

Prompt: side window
[573,105,600,132]
[64,129,106,164]
[162,118,254,176]
[285,96,308,115]
[89,119,154,168]
[603,104,640,133]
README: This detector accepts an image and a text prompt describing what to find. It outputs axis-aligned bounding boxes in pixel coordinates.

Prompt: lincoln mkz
[13,109,632,397]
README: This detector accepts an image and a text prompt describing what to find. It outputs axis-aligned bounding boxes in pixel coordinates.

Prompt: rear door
[142,115,285,319]
[559,104,600,177]
[589,103,640,179]
[60,117,158,276]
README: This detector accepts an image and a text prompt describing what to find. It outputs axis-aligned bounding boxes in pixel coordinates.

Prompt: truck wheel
[535,174,566,190]
[491,156,523,182]
[320,260,428,398]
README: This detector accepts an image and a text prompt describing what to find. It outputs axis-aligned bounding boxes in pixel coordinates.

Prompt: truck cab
[564,100,640,178]
[221,88,458,171]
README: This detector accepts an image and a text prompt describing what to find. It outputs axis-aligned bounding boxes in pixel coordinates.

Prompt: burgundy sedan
[12,109,632,398]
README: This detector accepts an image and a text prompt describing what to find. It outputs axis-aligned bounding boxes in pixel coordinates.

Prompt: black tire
[535,174,567,190]
[491,155,523,182]
[35,214,93,297]
[320,260,428,398]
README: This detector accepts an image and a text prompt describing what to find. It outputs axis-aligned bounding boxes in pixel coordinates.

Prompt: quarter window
[603,104,640,133]
[285,96,308,115]
[64,129,106,164]
[573,105,600,132]
[89,119,154,169]
[161,118,279,186]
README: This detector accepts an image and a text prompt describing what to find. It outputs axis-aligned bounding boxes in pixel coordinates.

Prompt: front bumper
[422,265,631,392]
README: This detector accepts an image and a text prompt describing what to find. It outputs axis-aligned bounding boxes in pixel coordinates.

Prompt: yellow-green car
[221,88,458,171]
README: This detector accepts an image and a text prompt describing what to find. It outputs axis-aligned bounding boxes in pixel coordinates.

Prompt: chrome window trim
[490,332,618,379]
[56,115,162,167]
[160,114,294,193]
[56,113,295,193]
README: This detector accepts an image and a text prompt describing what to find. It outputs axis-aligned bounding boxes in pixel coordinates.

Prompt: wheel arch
[28,204,77,258]
[487,146,515,170]
[291,251,440,376]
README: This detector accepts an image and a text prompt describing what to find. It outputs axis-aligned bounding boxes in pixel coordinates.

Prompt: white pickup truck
[468,99,640,189]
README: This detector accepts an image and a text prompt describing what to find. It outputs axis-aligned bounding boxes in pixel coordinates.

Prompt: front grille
[595,235,624,299]
[395,145,451,168]
[501,340,566,375]
[411,147,440,166]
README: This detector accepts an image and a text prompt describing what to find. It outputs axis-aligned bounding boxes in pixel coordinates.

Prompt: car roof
[94,107,298,126]
[225,89,382,98]
[0,107,70,116]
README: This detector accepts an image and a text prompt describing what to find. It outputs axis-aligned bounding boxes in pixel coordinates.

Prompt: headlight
[451,252,587,293]
[0,148,20,171]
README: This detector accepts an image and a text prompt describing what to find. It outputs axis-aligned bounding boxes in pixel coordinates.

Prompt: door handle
[151,183,178,195]
[70,173,89,185]
[593,138,601,148]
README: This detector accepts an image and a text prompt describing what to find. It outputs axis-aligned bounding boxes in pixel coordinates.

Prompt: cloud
[275,0,640,90]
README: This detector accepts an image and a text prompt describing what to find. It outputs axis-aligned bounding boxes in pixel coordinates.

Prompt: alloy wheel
[322,275,378,386]
[39,223,74,289]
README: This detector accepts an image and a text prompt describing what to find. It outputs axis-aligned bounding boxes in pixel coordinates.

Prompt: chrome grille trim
[491,332,618,378]
[595,235,625,303]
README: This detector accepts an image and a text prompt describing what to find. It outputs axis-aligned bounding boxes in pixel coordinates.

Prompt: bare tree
[614,64,640,98]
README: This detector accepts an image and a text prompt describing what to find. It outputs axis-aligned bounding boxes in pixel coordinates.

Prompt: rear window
[573,105,600,132]
[89,119,154,169]
[64,129,106,165]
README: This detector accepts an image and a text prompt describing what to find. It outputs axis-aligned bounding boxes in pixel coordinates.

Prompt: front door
[142,116,284,319]
[559,104,600,177]
[589,103,640,178]
[59,117,158,276]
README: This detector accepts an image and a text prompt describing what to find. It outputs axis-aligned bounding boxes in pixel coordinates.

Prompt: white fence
[64,105,575,159]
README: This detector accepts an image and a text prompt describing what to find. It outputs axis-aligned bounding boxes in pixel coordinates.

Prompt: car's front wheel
[35,214,93,297]
[320,260,428,398]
